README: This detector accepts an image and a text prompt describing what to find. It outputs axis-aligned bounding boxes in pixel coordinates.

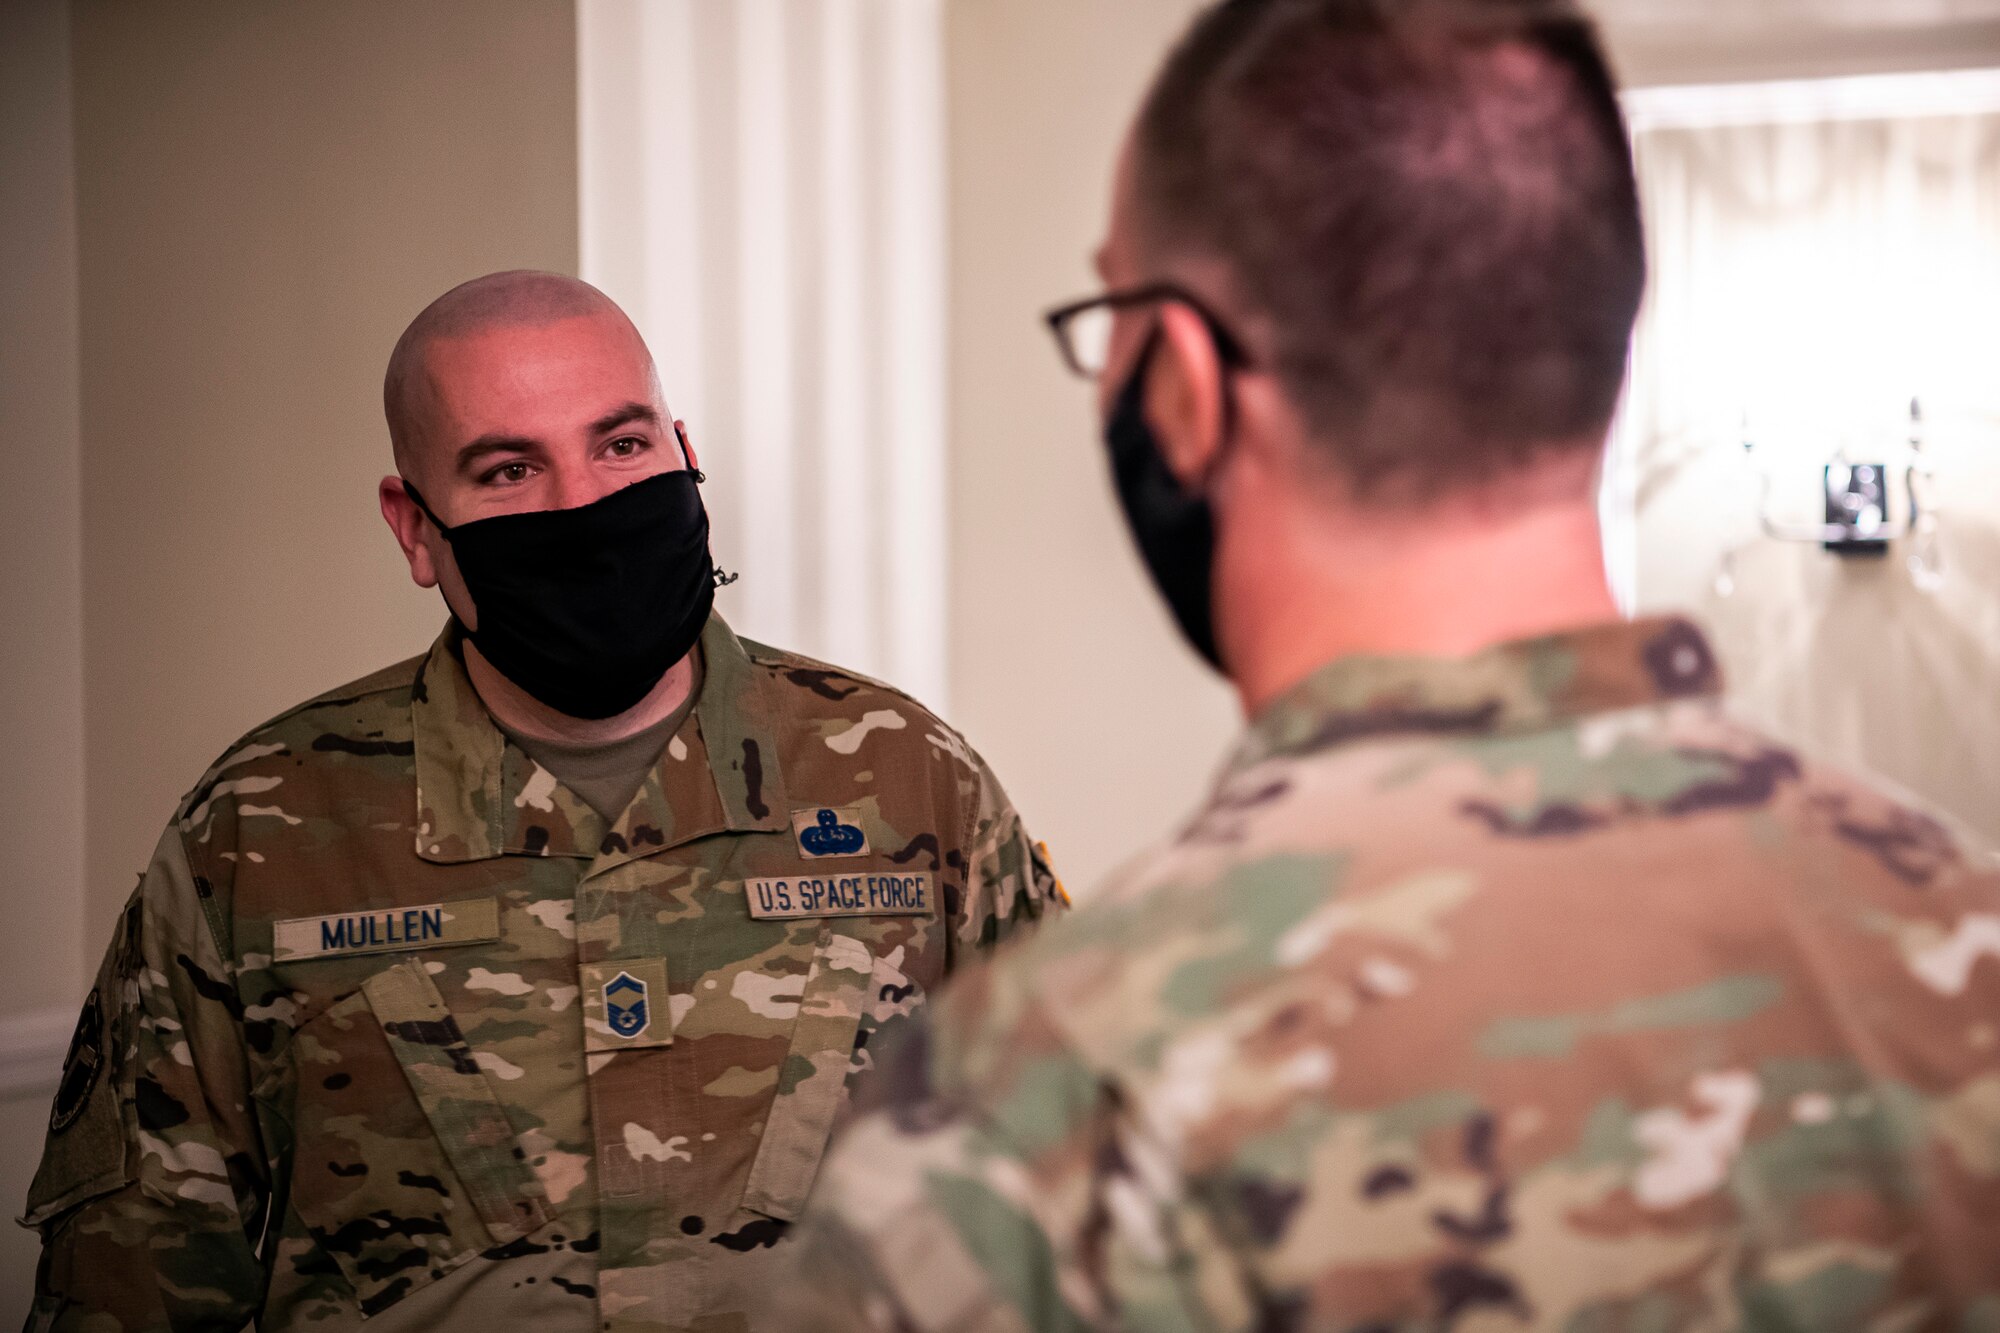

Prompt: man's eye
[489,462,533,485]
[607,436,647,458]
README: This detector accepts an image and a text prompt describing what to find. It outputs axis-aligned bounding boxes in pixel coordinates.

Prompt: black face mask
[403,466,724,721]
[1105,335,1223,669]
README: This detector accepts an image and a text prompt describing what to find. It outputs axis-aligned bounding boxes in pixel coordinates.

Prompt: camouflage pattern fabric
[780,616,2000,1332]
[20,612,1063,1331]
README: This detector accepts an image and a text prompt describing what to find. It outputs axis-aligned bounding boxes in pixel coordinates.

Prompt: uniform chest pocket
[739,925,888,1221]
[278,960,550,1314]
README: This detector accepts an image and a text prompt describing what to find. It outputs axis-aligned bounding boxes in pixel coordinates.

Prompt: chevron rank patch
[581,957,673,1053]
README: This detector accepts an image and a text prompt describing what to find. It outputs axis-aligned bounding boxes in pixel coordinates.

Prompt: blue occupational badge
[604,970,650,1039]
[793,806,870,859]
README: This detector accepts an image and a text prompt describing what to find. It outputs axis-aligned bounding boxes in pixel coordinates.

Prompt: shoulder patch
[49,989,105,1136]
[1035,841,1072,908]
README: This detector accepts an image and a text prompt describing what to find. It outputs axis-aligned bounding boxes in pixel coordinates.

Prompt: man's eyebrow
[455,434,542,474]
[591,403,661,436]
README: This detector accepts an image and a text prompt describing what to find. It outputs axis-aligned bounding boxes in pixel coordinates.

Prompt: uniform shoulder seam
[740,639,950,728]
[286,651,430,715]
[171,651,427,821]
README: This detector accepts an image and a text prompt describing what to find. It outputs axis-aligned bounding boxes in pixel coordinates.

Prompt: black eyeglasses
[1043,283,1251,380]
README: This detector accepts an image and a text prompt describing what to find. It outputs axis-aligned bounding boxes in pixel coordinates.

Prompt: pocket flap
[740,928,874,1221]
[361,962,550,1244]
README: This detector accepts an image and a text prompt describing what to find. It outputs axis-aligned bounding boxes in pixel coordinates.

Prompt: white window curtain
[577,0,948,707]
[1615,74,2000,838]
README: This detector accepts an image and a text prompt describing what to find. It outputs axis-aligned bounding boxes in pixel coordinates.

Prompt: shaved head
[384,270,635,473]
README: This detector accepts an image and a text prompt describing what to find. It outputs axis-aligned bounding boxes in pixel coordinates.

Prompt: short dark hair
[1134,0,1645,499]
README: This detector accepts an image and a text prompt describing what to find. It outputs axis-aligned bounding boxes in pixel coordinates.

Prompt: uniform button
[680,1215,704,1235]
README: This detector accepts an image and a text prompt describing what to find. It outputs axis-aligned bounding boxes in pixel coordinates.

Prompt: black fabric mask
[1105,336,1223,669]
[403,469,722,720]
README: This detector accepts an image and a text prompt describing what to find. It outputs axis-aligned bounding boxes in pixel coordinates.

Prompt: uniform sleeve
[774,963,1245,1333]
[22,825,269,1332]
[773,1106,1102,1333]
[949,747,1069,967]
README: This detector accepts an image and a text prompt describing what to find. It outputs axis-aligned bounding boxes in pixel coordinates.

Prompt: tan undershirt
[497,649,705,821]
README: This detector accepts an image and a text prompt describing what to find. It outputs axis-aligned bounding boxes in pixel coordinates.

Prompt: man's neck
[1218,469,1621,718]
[463,641,698,746]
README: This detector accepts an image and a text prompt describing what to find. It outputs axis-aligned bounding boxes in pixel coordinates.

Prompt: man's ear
[1147,301,1230,489]
[379,476,440,589]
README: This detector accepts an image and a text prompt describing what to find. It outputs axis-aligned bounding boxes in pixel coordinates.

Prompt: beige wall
[2,0,86,1017]
[71,0,581,942]
[942,0,1241,892]
[2,0,581,1301]
[0,0,88,1300]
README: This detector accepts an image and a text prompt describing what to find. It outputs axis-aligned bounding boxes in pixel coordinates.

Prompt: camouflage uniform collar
[412,613,788,864]
[1231,616,1724,772]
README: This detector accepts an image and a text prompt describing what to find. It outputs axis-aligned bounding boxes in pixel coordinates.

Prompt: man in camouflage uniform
[779,2,2000,1328]
[22,272,1063,1330]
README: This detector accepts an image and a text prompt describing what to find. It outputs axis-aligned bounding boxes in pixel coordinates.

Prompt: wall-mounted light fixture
[1715,399,1944,596]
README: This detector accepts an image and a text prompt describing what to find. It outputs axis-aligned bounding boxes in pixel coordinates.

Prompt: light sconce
[1715,399,1944,597]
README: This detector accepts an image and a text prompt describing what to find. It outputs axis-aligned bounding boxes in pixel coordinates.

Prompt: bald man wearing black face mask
[22,271,1066,1333]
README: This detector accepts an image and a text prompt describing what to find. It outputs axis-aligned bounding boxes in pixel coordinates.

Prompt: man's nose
[547,464,612,513]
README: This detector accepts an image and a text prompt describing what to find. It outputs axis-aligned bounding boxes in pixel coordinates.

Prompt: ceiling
[1590,0,2000,85]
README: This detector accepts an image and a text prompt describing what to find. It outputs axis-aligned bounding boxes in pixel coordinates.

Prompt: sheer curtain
[576,0,948,707]
[1616,82,2000,838]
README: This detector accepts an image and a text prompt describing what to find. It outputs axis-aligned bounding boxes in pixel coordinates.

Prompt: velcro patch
[581,958,672,1052]
[273,899,500,962]
[792,806,871,859]
[745,873,934,920]
[49,988,104,1136]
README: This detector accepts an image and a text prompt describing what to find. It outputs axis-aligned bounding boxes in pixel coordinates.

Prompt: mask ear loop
[1121,325,1234,497]
[674,421,707,484]
[1202,364,1238,495]
[674,420,738,588]
[398,480,452,534]
[1152,313,1242,496]
[408,442,736,594]
[1197,306,1251,495]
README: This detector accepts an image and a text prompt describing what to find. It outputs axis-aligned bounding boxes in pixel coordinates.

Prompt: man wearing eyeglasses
[776,0,2000,1328]
[20,271,1065,1331]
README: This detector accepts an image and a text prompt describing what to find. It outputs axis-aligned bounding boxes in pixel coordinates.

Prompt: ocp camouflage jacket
[23,614,1063,1332]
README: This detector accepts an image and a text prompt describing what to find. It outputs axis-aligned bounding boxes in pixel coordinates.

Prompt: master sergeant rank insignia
[581,958,673,1052]
[604,971,649,1039]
